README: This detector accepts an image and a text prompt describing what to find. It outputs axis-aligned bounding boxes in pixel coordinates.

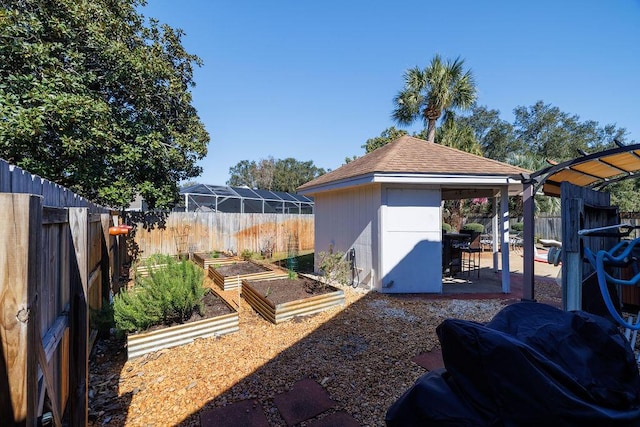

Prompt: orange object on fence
[109,224,132,236]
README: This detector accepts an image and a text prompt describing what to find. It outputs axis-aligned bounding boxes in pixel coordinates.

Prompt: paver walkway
[200,378,360,426]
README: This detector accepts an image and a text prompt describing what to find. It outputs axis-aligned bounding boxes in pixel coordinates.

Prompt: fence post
[68,208,89,426]
[0,194,42,426]
[100,214,111,302]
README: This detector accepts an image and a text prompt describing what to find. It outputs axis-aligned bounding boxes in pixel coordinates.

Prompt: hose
[589,238,640,330]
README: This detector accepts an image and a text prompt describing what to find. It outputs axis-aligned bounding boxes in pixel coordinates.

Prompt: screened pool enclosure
[178,184,314,214]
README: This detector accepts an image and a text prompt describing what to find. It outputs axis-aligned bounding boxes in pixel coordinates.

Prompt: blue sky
[141,0,640,186]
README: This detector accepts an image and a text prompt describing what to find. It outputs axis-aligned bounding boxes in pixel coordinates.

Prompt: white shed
[297,136,527,293]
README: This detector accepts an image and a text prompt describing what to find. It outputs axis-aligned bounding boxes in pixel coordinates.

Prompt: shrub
[442,223,452,233]
[512,222,524,232]
[461,222,484,233]
[241,249,254,261]
[318,251,350,286]
[113,258,205,334]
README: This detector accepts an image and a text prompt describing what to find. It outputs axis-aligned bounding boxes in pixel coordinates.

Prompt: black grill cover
[386,302,640,427]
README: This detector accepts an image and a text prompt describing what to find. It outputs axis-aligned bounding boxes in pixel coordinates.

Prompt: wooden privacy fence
[131,212,314,258]
[1,160,121,427]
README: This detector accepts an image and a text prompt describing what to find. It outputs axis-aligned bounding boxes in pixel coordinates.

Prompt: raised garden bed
[241,275,345,324]
[192,252,239,269]
[209,261,288,291]
[127,290,238,360]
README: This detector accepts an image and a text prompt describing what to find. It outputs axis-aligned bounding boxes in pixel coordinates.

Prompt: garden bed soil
[214,261,270,276]
[245,276,337,306]
[144,290,233,333]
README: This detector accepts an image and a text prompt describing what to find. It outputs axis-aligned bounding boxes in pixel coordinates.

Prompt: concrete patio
[442,251,561,295]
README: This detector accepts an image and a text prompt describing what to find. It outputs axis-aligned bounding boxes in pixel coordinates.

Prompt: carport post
[522,182,535,301]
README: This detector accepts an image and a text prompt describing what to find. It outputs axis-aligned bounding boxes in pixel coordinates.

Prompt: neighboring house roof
[298,135,530,194]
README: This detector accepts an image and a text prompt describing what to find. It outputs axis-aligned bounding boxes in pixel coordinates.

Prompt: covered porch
[442,250,561,294]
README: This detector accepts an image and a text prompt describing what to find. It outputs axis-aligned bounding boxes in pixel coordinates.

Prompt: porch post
[500,188,510,293]
[492,194,499,272]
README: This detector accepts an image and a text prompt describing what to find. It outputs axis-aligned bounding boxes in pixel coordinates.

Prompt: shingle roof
[298,135,529,191]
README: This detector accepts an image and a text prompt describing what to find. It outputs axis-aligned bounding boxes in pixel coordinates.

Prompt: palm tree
[392,55,477,143]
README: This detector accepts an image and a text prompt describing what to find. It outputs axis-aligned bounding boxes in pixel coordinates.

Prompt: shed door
[381,188,441,293]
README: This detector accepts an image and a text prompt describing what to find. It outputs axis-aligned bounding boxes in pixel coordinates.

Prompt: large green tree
[362,126,408,153]
[0,0,209,209]
[458,105,518,162]
[227,157,325,193]
[392,55,477,143]
[433,115,482,155]
[227,157,276,190]
[512,101,625,162]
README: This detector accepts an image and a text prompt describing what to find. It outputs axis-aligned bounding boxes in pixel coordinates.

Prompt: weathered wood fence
[468,213,640,242]
[130,212,314,258]
[1,160,121,426]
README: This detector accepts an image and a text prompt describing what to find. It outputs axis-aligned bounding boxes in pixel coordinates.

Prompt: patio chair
[461,231,482,278]
[480,234,493,252]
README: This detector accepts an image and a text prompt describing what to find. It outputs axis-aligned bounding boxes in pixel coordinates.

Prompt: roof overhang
[298,172,524,196]
[528,142,640,197]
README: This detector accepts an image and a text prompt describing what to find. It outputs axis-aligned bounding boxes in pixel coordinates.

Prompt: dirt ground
[88,269,563,427]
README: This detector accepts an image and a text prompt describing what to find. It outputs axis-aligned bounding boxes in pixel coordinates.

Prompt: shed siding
[313,185,381,288]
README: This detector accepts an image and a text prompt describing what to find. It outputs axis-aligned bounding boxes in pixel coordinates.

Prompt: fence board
[0,194,41,425]
[68,208,89,427]
[0,160,9,191]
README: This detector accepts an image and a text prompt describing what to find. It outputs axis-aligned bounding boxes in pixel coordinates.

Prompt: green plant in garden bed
[114,257,205,334]
[241,249,257,261]
[318,251,350,286]
[137,253,175,268]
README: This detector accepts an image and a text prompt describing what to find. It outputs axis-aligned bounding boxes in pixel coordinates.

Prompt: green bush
[114,258,205,334]
[511,222,524,232]
[442,223,452,233]
[142,253,175,267]
[240,249,254,261]
[461,222,484,233]
[318,251,350,286]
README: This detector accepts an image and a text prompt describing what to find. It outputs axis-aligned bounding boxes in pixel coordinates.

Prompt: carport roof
[298,135,529,193]
[528,141,640,197]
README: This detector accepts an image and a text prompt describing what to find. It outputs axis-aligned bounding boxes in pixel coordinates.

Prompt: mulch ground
[88,277,563,426]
